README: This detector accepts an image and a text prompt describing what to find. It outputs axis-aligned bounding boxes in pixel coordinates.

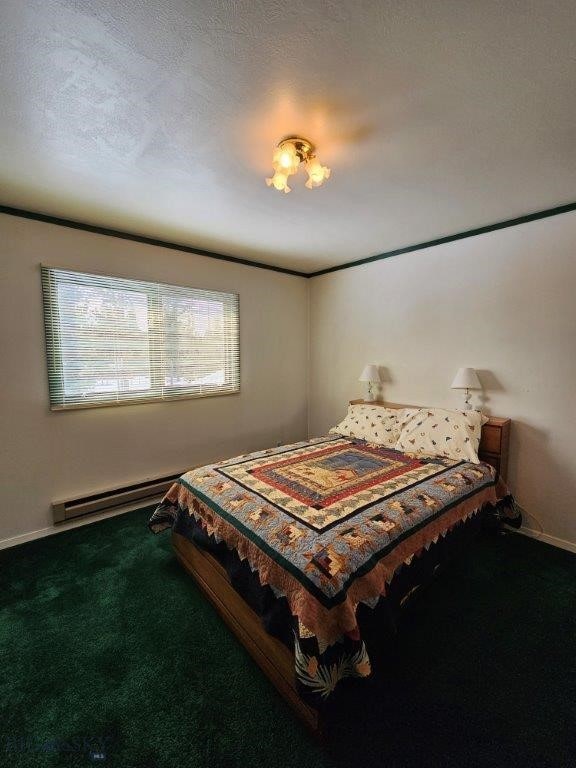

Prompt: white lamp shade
[451,367,481,390]
[359,364,381,383]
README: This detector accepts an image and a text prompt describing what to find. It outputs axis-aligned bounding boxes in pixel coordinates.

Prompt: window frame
[40,265,240,411]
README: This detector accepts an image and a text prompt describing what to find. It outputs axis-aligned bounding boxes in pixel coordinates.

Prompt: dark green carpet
[1,509,575,768]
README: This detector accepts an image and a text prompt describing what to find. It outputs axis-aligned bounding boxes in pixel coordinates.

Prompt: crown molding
[2,200,576,279]
[0,205,308,278]
[309,201,576,277]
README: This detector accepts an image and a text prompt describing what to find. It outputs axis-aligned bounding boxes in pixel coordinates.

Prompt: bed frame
[172,401,511,735]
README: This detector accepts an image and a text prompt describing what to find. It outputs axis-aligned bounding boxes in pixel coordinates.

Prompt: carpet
[1,508,574,768]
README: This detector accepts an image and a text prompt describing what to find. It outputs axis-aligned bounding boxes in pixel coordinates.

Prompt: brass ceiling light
[266,136,331,194]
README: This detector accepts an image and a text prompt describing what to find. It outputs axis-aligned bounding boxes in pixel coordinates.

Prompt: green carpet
[1,508,575,768]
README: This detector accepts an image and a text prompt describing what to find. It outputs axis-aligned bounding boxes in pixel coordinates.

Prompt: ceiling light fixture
[266,136,330,193]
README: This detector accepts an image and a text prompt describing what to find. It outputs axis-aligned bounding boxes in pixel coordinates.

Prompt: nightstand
[479,417,511,482]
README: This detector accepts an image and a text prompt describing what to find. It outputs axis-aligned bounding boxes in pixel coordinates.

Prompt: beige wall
[0,214,308,546]
[309,212,576,548]
[2,210,575,551]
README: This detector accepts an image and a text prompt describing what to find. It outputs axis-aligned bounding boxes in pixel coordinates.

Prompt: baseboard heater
[52,471,185,524]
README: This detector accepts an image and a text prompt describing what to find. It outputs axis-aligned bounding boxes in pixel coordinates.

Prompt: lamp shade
[451,367,481,390]
[359,364,381,383]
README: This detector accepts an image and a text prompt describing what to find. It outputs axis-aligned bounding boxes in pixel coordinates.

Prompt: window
[41,267,240,410]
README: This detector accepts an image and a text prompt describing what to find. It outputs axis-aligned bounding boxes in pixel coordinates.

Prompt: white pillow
[395,408,485,463]
[329,404,416,448]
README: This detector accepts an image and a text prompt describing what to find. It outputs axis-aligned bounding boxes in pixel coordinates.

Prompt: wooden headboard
[349,400,511,481]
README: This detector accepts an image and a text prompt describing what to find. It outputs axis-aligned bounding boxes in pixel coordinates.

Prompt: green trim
[2,200,576,278]
[0,205,307,278]
[309,201,576,277]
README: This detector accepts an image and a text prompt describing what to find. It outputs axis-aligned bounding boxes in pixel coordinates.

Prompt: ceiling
[1,0,575,273]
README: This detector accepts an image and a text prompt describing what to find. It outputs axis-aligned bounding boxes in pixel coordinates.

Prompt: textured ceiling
[1,0,575,272]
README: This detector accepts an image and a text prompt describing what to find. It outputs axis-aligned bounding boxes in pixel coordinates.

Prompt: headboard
[349,400,511,481]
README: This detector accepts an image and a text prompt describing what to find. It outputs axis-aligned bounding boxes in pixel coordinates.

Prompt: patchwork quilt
[150,435,509,701]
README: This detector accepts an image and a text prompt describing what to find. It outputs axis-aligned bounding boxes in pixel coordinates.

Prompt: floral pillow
[329,404,416,448]
[395,408,485,463]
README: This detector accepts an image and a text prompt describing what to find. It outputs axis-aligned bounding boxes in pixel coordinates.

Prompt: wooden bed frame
[172,531,320,732]
[171,401,511,735]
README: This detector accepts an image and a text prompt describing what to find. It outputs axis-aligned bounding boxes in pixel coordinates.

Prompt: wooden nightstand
[479,417,511,482]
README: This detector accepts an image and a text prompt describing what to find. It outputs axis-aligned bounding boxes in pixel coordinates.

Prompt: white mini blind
[41,267,240,410]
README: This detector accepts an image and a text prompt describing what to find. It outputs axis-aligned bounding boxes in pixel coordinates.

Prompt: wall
[3,210,575,552]
[309,212,576,549]
[0,214,308,546]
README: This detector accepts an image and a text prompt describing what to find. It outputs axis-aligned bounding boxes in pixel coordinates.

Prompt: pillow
[395,408,485,463]
[329,404,416,448]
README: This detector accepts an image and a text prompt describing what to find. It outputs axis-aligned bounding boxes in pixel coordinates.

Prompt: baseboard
[0,498,160,551]
[3,502,574,557]
[513,526,576,555]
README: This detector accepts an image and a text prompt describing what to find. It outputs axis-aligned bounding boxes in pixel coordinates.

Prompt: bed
[149,401,515,734]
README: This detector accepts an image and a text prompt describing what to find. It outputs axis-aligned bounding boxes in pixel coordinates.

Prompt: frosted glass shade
[359,364,381,383]
[451,367,481,390]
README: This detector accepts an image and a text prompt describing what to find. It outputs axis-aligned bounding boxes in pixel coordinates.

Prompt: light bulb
[266,172,291,193]
[272,144,300,175]
[279,150,295,169]
[306,158,322,181]
[272,172,287,190]
[305,157,331,188]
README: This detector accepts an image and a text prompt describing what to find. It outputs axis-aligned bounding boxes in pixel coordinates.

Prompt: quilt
[150,435,510,701]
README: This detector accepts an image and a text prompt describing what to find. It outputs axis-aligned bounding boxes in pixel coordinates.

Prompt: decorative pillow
[395,408,485,463]
[329,404,416,448]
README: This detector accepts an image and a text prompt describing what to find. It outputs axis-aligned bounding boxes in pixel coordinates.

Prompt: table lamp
[451,367,481,410]
[359,364,381,402]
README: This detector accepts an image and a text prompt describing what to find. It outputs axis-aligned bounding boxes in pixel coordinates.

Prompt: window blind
[41,267,240,410]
